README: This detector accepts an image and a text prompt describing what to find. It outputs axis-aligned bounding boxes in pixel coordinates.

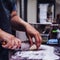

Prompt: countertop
[9,43,60,60]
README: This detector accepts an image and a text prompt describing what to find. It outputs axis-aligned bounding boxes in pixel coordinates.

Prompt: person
[0,0,42,60]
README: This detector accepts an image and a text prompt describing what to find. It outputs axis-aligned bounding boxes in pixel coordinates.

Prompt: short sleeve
[7,0,16,13]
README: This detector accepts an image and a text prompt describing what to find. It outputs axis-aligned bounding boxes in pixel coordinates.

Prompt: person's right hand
[0,29,21,50]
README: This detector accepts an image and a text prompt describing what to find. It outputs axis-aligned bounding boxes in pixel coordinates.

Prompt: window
[37,0,55,23]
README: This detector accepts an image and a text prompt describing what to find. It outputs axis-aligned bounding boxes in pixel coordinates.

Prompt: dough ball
[29,44,37,50]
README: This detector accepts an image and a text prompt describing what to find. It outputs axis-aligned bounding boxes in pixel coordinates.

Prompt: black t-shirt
[0,0,16,60]
[0,0,16,33]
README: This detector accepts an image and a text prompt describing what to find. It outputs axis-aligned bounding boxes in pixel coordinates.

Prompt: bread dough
[29,44,37,50]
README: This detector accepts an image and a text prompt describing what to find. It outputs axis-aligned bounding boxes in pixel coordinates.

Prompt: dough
[29,44,37,50]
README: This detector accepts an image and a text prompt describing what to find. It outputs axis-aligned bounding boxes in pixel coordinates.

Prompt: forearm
[0,29,4,40]
[0,29,8,44]
[11,11,42,48]
[0,29,7,45]
[11,11,28,31]
[11,16,27,31]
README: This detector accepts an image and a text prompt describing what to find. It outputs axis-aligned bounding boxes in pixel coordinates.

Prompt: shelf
[30,23,59,26]
[29,23,52,25]
[41,34,49,36]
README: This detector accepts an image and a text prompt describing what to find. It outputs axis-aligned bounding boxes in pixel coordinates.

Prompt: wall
[16,0,27,41]
[55,0,60,18]
[27,0,37,23]
[55,3,60,18]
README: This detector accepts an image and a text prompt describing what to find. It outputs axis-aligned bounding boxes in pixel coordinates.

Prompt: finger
[35,34,40,49]
[13,39,18,49]
[12,40,21,50]
[15,38,21,48]
[12,38,21,49]
[2,42,10,48]
[12,45,18,50]
[37,34,42,47]
[39,34,42,44]
[11,40,17,49]
[18,40,21,48]
[8,39,15,49]
[28,35,33,46]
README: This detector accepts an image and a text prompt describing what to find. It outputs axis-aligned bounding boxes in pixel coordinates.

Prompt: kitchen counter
[9,43,60,60]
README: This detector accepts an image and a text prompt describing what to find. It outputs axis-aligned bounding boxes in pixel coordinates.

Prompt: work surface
[10,44,60,60]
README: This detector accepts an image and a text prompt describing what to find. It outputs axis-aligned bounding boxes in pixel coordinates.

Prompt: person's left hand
[25,23,42,49]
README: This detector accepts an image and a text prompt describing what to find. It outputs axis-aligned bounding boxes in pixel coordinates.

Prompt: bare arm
[11,11,27,31]
[0,29,21,49]
[11,11,42,48]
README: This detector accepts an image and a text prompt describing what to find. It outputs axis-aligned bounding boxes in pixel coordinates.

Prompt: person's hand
[0,29,21,50]
[25,23,42,49]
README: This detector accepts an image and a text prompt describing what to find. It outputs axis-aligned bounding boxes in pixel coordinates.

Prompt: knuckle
[37,31,39,33]
[34,32,37,35]
[34,33,36,35]
[35,31,39,35]
[10,35,15,40]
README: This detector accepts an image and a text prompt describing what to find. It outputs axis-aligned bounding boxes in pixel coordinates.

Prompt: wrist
[0,29,7,41]
[19,18,28,29]
[0,29,3,40]
[20,18,28,27]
